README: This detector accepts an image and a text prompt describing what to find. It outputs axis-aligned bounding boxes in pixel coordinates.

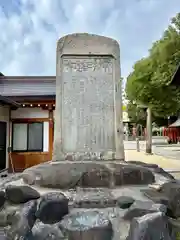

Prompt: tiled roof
[0,76,55,81]
[0,76,56,96]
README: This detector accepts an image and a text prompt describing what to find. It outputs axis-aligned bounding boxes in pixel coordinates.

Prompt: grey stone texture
[116,196,135,209]
[59,210,113,240]
[31,221,65,239]
[4,200,37,239]
[21,161,155,189]
[36,192,69,224]
[143,180,180,218]
[123,200,167,220]
[0,165,179,240]
[53,33,124,161]
[127,212,175,240]
[5,185,40,204]
[73,188,116,208]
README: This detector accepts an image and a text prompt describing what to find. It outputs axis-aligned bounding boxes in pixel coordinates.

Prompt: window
[12,122,43,152]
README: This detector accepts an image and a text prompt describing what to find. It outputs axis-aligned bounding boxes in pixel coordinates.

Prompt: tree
[127,101,169,127]
[126,12,180,124]
[127,101,146,126]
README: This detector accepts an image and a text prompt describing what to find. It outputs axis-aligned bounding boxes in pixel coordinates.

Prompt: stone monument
[0,33,178,240]
[53,33,124,161]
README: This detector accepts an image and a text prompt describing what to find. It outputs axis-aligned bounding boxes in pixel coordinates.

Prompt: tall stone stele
[53,33,124,161]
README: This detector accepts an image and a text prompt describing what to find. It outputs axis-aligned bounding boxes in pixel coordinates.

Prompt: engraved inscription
[63,58,113,73]
[61,57,115,153]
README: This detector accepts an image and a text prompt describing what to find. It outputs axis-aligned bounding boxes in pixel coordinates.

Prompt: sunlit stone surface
[53,33,124,161]
[60,210,113,240]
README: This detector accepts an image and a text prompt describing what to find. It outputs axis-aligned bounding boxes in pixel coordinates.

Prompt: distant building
[168,64,180,129]
[0,74,55,172]
[170,64,180,86]
[0,74,128,173]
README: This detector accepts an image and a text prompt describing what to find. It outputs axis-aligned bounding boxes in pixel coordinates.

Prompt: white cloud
[0,0,179,78]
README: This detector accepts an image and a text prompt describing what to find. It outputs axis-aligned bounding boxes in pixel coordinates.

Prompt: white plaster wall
[11,108,49,119]
[0,105,10,168]
[43,122,49,152]
[53,110,55,120]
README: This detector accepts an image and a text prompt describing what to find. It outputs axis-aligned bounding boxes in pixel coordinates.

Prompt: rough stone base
[54,152,125,161]
[21,161,155,189]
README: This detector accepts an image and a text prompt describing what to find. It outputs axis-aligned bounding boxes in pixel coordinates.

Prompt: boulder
[127,161,175,180]
[168,218,180,239]
[162,183,180,218]
[127,212,175,240]
[73,189,116,208]
[159,181,180,195]
[127,161,158,169]
[36,192,69,224]
[22,161,157,189]
[31,221,65,239]
[114,164,155,186]
[117,196,135,209]
[5,185,40,204]
[80,168,111,187]
[141,188,169,206]
[142,181,180,218]
[22,162,51,185]
[22,162,112,189]
[59,210,113,240]
[4,200,37,239]
[168,192,180,218]
[20,199,38,227]
[0,191,5,208]
[153,167,175,180]
[123,200,167,220]
[0,204,21,227]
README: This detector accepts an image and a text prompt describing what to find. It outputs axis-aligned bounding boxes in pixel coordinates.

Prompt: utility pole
[146,107,152,154]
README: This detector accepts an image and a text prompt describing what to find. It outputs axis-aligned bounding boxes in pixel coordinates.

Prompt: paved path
[124,137,180,161]
[125,149,180,178]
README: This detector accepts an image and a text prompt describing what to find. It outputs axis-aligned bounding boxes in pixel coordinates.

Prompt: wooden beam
[11,118,49,122]
[19,100,55,104]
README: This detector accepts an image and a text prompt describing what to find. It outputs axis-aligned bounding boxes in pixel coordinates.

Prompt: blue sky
[0,0,179,80]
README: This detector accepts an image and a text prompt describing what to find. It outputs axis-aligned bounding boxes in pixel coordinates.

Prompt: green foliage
[127,101,146,126]
[126,12,180,124]
[176,231,180,240]
[127,101,169,127]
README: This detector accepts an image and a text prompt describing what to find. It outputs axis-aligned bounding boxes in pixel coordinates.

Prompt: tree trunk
[146,107,152,154]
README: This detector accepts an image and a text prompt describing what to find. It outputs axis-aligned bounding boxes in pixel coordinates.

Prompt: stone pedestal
[53,33,124,161]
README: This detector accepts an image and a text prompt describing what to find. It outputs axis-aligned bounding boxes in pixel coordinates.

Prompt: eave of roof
[0,95,21,107]
[7,95,55,102]
[0,76,56,81]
